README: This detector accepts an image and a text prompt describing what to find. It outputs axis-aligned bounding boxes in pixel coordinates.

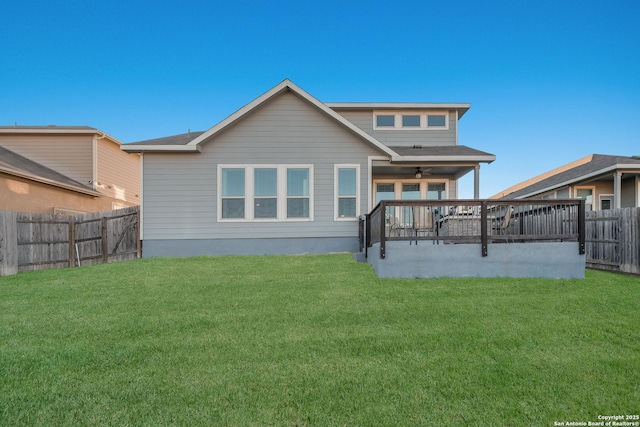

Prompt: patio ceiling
[372,163,477,179]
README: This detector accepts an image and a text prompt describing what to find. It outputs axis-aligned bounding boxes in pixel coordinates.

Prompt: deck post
[380,202,386,259]
[365,213,371,258]
[481,200,488,257]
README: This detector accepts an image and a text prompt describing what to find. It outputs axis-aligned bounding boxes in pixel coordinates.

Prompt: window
[427,114,447,128]
[376,115,395,127]
[221,168,245,218]
[254,168,277,218]
[599,194,613,210]
[287,168,310,218]
[218,165,313,221]
[427,182,446,200]
[335,165,359,219]
[575,187,594,211]
[402,115,421,127]
[374,111,449,130]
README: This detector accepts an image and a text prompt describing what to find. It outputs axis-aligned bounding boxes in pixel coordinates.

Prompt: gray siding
[621,177,638,207]
[335,110,457,147]
[142,92,384,241]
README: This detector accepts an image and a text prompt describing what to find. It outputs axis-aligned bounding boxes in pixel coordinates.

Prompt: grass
[1,254,639,426]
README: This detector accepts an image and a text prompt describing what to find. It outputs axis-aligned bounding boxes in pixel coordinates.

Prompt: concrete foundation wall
[367,241,585,279]
[143,237,359,258]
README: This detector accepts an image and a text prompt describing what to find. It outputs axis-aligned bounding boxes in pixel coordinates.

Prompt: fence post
[0,211,18,276]
[578,199,586,255]
[136,208,142,258]
[101,217,109,263]
[68,217,76,267]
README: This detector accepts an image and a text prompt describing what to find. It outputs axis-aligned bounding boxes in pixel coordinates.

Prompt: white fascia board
[120,144,201,153]
[327,102,471,118]
[515,164,640,199]
[186,80,292,147]
[326,102,471,109]
[391,154,496,163]
[0,128,98,134]
[186,79,397,157]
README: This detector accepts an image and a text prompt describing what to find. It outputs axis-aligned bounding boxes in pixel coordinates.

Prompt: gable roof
[0,146,100,196]
[494,154,640,199]
[122,79,397,156]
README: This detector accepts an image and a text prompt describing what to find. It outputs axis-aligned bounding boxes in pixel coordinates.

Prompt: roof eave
[327,103,471,118]
[121,144,201,153]
[391,154,496,163]
[0,127,98,135]
[511,163,640,199]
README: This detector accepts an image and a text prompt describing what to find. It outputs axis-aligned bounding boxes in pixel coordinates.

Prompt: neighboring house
[122,79,495,256]
[492,154,640,210]
[0,126,140,214]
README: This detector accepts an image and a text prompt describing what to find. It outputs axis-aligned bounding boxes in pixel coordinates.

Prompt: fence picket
[585,207,640,275]
[0,206,140,276]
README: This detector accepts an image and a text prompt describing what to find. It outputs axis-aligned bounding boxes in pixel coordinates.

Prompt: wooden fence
[0,206,140,276]
[585,207,640,275]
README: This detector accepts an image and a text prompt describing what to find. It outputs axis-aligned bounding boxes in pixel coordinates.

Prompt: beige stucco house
[0,126,140,214]
[492,154,640,210]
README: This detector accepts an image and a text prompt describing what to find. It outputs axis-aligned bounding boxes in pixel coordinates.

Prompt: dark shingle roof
[503,154,640,199]
[389,145,495,158]
[0,146,97,193]
[128,131,205,145]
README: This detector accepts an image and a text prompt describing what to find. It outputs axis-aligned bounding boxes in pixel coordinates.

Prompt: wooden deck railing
[361,199,585,259]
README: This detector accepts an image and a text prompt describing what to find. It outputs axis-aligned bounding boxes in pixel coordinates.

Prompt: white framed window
[373,111,449,130]
[218,165,313,221]
[599,194,614,210]
[373,179,448,205]
[221,168,245,219]
[334,164,360,220]
[574,186,595,211]
[286,168,311,218]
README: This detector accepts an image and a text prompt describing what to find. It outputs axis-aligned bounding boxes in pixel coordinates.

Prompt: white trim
[373,179,449,201]
[599,194,614,210]
[334,164,361,221]
[327,102,471,118]
[368,156,388,210]
[217,164,314,222]
[574,186,596,211]
[373,111,450,131]
[121,144,200,153]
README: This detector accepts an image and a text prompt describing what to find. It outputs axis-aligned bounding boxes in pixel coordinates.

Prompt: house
[122,79,495,257]
[0,126,140,214]
[492,154,640,210]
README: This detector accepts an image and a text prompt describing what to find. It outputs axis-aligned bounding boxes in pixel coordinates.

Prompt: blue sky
[1,0,639,198]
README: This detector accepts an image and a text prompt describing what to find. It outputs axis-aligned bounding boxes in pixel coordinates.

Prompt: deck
[359,199,586,279]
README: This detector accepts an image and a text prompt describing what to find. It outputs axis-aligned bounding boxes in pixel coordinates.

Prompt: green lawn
[1,254,638,426]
